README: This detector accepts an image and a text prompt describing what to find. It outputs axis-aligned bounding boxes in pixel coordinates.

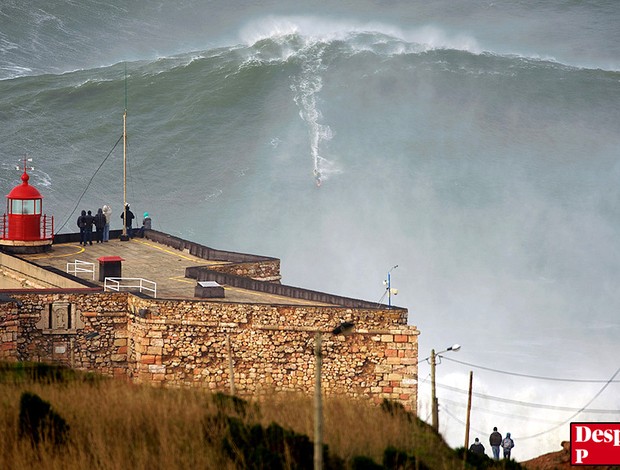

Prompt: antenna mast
[121,63,129,241]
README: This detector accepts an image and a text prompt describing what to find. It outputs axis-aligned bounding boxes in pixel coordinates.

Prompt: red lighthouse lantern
[0,159,53,253]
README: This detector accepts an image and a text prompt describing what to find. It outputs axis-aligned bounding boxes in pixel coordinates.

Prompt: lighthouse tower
[0,159,53,253]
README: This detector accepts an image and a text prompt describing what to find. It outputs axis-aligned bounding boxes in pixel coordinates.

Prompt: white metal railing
[66,259,95,280]
[104,277,157,297]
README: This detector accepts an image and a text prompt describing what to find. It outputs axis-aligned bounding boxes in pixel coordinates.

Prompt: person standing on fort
[489,426,502,459]
[469,437,485,455]
[94,208,106,243]
[77,210,87,245]
[84,210,94,245]
[502,432,515,460]
[102,204,112,242]
[120,203,135,238]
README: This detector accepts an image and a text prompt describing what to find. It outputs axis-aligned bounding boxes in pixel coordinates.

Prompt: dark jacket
[77,210,87,229]
[94,209,106,230]
[490,431,502,446]
[84,211,94,230]
[469,442,485,455]
[121,208,135,227]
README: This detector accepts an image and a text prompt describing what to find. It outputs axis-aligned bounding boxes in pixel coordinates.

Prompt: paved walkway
[18,237,331,306]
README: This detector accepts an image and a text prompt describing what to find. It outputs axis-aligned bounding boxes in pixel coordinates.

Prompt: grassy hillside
[0,362,522,469]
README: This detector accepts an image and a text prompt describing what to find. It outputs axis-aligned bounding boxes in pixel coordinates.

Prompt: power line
[440,397,565,425]
[518,364,620,440]
[420,357,620,442]
[442,405,487,437]
[441,356,620,383]
[424,366,620,441]
[437,381,620,413]
[55,135,123,234]
[442,368,620,440]
[419,378,620,414]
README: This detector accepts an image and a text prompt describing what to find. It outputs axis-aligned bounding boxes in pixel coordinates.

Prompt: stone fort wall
[0,291,419,409]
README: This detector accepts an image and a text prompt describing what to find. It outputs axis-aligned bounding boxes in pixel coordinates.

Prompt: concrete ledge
[187,266,407,311]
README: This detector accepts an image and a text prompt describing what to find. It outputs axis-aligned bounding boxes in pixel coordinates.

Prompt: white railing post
[66,260,95,280]
[103,277,156,297]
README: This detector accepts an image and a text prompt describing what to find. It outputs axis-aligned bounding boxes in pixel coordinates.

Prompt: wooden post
[462,371,473,469]
[464,371,473,448]
[314,332,323,470]
[431,349,438,431]
[227,334,235,395]
[70,337,75,368]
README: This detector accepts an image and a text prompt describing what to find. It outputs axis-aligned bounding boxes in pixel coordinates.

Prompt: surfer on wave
[313,169,322,187]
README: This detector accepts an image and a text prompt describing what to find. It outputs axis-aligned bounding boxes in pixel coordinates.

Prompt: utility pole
[314,332,323,470]
[313,323,354,470]
[431,348,438,431]
[464,371,473,449]
[227,334,235,395]
[428,344,460,433]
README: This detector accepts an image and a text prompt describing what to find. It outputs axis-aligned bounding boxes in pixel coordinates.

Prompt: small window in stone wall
[36,301,85,334]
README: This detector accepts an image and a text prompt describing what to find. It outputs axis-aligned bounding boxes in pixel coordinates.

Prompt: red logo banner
[571,422,620,465]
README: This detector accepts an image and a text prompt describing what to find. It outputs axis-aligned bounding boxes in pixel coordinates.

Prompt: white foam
[238,15,482,54]
[288,39,340,183]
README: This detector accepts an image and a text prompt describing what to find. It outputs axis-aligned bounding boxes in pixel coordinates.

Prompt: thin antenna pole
[122,109,127,237]
[388,270,392,308]
[387,265,398,308]
[124,62,128,110]
[121,63,129,240]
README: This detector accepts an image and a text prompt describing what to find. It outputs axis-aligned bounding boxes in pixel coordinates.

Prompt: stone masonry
[0,231,420,410]
[0,291,419,410]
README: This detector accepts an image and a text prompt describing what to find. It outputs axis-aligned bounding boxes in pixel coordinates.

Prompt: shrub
[455,447,525,469]
[383,445,431,470]
[18,392,69,447]
[351,455,383,470]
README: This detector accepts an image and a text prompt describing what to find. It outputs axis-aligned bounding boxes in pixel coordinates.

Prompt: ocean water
[1,0,620,461]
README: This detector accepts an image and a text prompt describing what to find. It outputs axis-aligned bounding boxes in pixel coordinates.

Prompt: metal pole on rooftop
[387,265,398,308]
[121,63,129,241]
[123,109,127,232]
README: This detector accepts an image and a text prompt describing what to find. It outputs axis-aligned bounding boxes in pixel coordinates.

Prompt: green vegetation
[0,362,523,469]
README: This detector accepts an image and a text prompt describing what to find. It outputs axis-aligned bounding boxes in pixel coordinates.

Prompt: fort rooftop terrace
[2,230,395,312]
